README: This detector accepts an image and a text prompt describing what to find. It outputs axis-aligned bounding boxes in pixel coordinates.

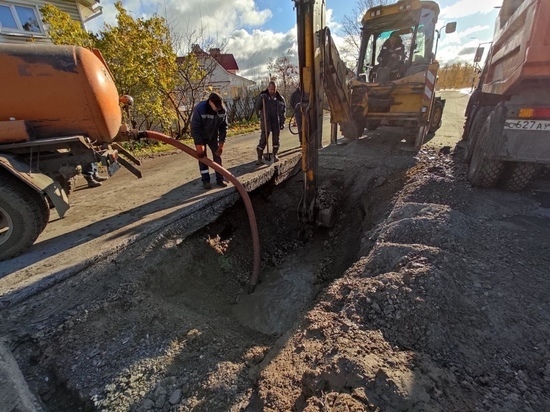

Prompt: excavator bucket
[294,0,326,224]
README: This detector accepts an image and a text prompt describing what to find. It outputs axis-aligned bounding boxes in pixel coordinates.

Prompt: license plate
[504,119,550,131]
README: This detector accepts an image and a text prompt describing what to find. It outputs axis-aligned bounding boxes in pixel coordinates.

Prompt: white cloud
[85,0,278,80]
[437,36,491,66]
[227,28,296,83]
[87,0,272,39]
[440,25,490,45]
[326,8,342,32]
[440,0,502,19]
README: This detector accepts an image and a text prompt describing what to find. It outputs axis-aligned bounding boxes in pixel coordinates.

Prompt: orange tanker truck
[0,43,140,261]
[462,0,550,191]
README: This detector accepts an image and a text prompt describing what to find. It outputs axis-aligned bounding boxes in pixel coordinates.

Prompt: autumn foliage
[42,2,178,134]
[437,63,479,90]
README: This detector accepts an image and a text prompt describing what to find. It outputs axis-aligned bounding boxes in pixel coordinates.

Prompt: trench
[9,154,412,411]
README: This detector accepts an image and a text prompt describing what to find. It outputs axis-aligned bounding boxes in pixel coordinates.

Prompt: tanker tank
[0,43,122,144]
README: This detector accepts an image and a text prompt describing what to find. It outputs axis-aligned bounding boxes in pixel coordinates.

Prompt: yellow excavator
[351,0,455,145]
[293,0,455,223]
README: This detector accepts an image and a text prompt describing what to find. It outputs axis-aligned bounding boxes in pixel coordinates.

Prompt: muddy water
[232,254,320,335]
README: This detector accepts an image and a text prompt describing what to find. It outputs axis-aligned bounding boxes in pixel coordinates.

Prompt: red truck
[462,0,550,190]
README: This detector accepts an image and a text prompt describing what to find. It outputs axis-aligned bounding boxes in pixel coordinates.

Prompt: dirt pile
[252,148,550,411]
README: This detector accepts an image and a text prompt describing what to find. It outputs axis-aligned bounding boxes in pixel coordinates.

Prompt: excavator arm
[294,0,353,225]
[321,27,353,125]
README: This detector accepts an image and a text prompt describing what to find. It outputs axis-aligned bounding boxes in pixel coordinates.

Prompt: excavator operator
[376,32,405,81]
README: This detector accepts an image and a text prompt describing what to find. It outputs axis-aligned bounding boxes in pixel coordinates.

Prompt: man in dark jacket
[377,32,405,81]
[254,81,286,164]
[190,92,228,189]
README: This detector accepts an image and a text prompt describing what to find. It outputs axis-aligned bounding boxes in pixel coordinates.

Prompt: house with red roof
[183,45,256,99]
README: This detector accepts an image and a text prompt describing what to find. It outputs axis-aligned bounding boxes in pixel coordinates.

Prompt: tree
[438,63,478,90]
[41,3,178,134]
[339,0,389,69]
[40,4,95,48]
[169,21,227,137]
[267,50,299,96]
[171,50,212,136]
[94,2,178,132]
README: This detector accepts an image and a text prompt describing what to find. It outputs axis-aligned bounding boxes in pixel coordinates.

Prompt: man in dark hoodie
[190,92,228,189]
[254,81,286,164]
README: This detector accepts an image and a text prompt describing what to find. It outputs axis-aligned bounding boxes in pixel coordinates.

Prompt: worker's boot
[256,148,264,165]
[273,147,280,162]
[92,172,108,182]
[84,175,102,188]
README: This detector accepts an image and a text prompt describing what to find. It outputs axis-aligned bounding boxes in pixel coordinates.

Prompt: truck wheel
[499,162,539,192]
[0,180,45,261]
[463,106,492,163]
[27,188,50,233]
[468,118,504,188]
[428,100,444,133]
[465,89,480,117]
[341,122,357,139]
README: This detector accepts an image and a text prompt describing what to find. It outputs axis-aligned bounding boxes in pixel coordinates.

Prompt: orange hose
[143,131,261,292]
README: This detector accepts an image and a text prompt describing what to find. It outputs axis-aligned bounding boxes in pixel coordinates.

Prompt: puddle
[232,255,319,335]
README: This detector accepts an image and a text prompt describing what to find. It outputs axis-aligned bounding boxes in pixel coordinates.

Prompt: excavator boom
[293,0,352,225]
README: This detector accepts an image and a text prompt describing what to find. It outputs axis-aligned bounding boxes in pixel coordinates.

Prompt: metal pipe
[142,131,261,293]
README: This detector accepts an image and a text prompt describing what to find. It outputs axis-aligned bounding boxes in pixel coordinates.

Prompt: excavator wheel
[428,99,444,133]
[341,119,365,140]
[404,126,419,145]
[366,120,381,131]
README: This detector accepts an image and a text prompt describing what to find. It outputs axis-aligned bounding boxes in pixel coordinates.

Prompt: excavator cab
[360,6,437,83]
[343,0,454,147]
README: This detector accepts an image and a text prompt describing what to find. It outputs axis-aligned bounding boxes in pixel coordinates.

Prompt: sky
[85,0,502,82]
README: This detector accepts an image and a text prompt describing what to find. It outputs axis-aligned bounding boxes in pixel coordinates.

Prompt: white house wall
[0,0,82,44]
[205,56,256,98]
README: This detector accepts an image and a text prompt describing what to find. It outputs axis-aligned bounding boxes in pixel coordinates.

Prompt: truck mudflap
[0,154,69,218]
